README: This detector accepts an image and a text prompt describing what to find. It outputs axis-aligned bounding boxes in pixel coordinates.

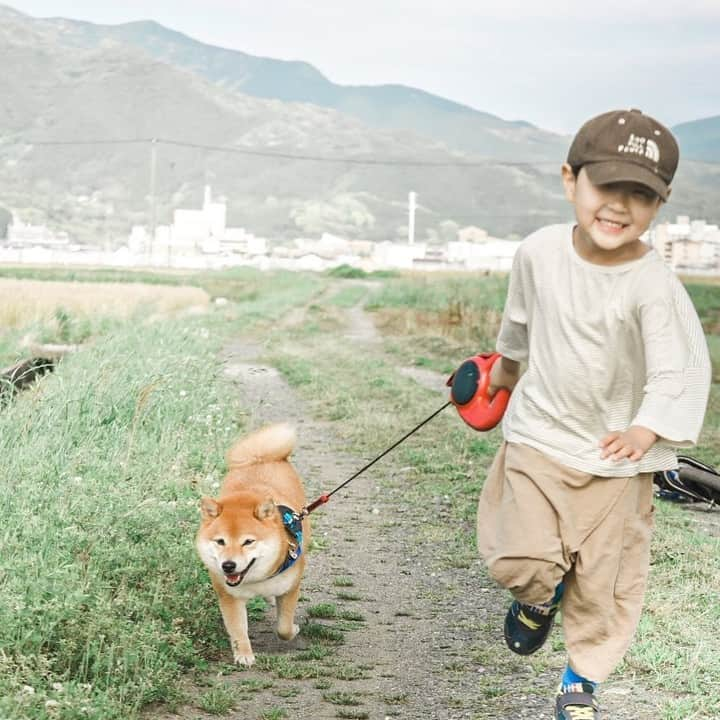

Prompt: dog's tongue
[226,574,241,584]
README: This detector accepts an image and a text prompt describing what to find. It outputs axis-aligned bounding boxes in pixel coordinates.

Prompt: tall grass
[0,314,240,718]
[0,269,328,719]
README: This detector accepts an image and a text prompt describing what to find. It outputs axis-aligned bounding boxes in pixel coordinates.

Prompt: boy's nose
[605,191,630,210]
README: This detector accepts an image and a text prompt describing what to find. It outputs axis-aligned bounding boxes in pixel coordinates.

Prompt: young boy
[477,109,712,720]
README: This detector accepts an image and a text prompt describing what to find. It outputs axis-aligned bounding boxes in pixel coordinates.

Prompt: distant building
[447,239,520,271]
[171,186,227,255]
[223,228,267,256]
[130,186,267,264]
[372,242,426,270]
[651,216,720,272]
[128,225,148,254]
[458,226,490,243]
[6,214,70,248]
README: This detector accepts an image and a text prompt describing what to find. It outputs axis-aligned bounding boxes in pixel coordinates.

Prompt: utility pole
[408,191,416,245]
[149,138,158,263]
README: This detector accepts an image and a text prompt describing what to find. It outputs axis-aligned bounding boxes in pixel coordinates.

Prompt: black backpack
[654,455,720,506]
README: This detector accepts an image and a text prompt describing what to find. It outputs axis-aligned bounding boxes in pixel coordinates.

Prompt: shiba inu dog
[196,423,310,666]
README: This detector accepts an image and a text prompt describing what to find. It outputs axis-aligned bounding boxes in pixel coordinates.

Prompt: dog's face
[196,493,283,588]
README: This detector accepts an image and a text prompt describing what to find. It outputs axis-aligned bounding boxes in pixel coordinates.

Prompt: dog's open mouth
[225,558,256,587]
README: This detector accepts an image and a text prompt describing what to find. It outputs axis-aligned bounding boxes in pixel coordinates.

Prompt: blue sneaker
[555,683,600,719]
[504,599,559,655]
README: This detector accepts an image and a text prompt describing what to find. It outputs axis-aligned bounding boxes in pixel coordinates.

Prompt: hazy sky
[6,1,720,133]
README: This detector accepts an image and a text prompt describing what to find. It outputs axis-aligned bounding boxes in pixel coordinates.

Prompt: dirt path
[221,340,483,719]
[167,287,674,720]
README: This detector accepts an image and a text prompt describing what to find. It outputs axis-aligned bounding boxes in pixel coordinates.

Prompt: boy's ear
[561,163,576,202]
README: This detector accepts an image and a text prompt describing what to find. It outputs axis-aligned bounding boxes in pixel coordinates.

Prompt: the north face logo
[645,139,660,162]
[618,134,660,163]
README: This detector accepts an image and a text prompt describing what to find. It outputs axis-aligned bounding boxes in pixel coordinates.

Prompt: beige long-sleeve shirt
[497,223,712,476]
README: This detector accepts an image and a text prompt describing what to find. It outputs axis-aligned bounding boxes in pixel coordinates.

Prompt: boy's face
[561,165,665,263]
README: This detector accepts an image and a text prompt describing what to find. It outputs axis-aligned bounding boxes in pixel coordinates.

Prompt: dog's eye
[214,538,226,546]
[243,539,255,546]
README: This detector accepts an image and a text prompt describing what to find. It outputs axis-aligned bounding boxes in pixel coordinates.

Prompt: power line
[22,137,720,168]
[25,136,720,168]
[30,138,154,146]
[26,136,562,168]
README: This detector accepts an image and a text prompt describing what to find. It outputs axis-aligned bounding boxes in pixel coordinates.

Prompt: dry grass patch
[0,278,210,327]
[373,306,502,346]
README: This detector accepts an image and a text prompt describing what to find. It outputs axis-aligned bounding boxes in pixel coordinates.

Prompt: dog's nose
[221,560,236,574]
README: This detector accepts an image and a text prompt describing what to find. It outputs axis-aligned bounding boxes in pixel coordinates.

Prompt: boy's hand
[599,426,658,462]
[488,356,521,396]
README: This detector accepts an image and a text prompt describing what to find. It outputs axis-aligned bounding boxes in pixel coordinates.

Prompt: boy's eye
[633,188,656,199]
[214,538,226,546]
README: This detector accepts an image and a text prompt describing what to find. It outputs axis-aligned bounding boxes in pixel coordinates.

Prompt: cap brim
[583,160,670,200]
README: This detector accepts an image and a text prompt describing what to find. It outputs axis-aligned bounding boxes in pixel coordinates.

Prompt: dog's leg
[275,581,301,641]
[216,588,255,666]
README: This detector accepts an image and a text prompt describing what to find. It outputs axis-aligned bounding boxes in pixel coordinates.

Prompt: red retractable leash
[446,352,511,431]
[298,352,511,519]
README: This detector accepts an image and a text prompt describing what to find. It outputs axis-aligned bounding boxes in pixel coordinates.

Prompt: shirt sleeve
[496,244,529,362]
[631,275,712,446]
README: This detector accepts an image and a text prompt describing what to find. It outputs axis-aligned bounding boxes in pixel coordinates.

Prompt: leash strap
[299,400,452,518]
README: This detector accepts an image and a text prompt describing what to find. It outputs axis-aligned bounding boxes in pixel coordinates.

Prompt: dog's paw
[233,651,256,667]
[277,623,299,641]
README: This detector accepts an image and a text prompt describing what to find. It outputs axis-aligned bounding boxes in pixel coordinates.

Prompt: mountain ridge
[4,6,568,162]
[0,4,718,244]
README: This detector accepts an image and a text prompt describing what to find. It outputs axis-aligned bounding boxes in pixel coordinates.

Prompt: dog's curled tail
[227,423,297,467]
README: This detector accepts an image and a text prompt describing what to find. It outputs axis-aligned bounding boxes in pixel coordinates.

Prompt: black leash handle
[299,401,452,518]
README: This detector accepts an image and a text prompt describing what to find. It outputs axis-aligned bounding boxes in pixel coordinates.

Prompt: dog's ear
[200,496,222,519]
[255,497,276,520]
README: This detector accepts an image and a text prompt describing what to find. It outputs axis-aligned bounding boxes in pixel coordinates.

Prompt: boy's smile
[562,165,664,265]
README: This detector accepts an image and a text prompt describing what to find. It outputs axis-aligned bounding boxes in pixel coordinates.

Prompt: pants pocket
[613,505,655,599]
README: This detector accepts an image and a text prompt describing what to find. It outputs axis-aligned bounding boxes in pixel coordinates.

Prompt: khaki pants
[477,442,655,681]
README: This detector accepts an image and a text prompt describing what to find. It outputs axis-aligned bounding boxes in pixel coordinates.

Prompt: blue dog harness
[273,505,303,576]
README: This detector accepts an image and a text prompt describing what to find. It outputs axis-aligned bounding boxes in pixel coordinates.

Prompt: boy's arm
[492,245,528,396]
[601,275,711,462]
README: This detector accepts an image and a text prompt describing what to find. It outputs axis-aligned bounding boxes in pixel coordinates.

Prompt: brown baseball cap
[567,109,679,200]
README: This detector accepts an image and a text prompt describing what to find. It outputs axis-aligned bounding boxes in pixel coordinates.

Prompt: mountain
[672,116,720,163]
[49,11,720,169]
[0,4,718,244]
[37,14,567,162]
[0,5,573,243]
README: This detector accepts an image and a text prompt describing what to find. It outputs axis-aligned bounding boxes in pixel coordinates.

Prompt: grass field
[0,268,325,719]
[0,264,718,719]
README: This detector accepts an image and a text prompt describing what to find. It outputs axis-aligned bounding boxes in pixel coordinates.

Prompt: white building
[447,239,521,272]
[126,186,268,266]
[170,186,227,255]
[651,216,720,272]
[6,214,71,248]
[372,241,427,270]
